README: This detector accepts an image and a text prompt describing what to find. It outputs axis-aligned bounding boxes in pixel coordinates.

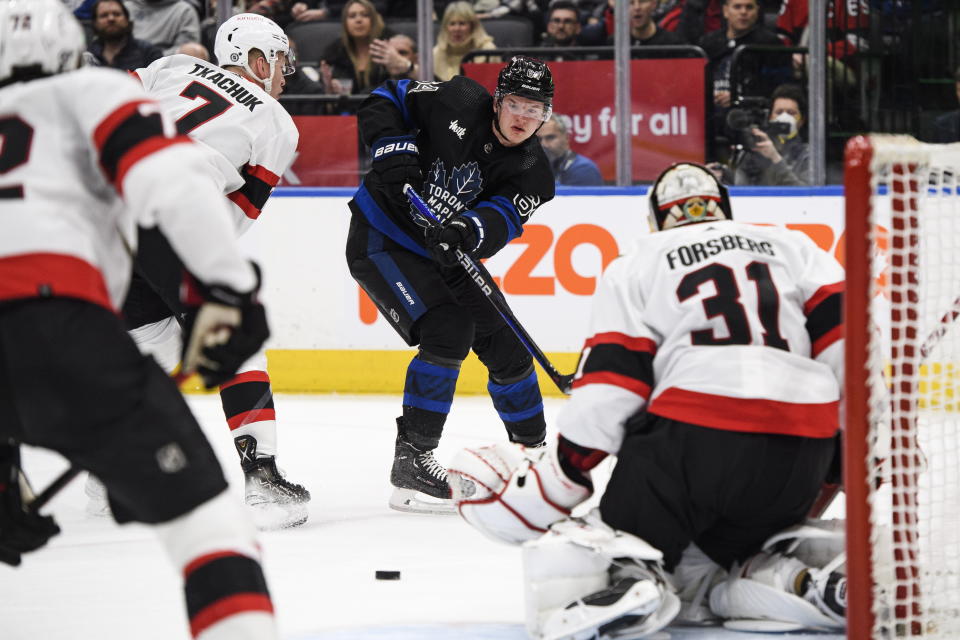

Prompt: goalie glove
[370,135,422,205]
[424,212,483,267]
[180,262,270,389]
[448,442,591,545]
[0,441,61,567]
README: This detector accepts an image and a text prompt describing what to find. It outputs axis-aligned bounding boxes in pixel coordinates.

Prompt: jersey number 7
[176,82,232,135]
[677,261,789,350]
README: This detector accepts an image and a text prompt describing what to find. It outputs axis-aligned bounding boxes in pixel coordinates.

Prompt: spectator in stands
[321,0,392,94]
[657,0,725,44]
[538,114,604,186]
[248,0,330,29]
[125,0,201,56]
[71,0,100,21]
[776,0,868,93]
[433,2,497,81]
[612,0,685,45]
[282,40,336,115]
[699,0,781,109]
[707,83,810,185]
[540,1,581,47]
[371,34,420,80]
[87,0,162,70]
[177,41,209,60]
[932,66,960,143]
[581,0,686,47]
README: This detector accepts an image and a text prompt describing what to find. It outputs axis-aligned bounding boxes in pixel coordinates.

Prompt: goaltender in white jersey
[558,188,844,455]
[447,163,847,639]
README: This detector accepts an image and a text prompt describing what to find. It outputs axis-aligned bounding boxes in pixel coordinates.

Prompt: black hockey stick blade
[28,466,81,515]
[404,184,574,395]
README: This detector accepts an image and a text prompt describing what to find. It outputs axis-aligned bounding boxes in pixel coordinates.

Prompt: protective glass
[501,95,552,122]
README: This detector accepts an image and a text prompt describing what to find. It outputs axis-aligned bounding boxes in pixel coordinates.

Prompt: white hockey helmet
[214,13,295,95]
[0,0,85,86]
[647,162,732,232]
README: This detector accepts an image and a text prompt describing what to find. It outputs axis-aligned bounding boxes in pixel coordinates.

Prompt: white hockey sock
[154,491,276,640]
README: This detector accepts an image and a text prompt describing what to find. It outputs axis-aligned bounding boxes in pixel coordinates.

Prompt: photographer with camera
[708,84,810,186]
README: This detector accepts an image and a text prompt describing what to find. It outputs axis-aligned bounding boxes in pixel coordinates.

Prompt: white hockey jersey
[0,68,255,311]
[558,220,844,455]
[133,54,299,234]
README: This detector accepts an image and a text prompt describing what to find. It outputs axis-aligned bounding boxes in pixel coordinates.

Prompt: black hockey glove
[370,135,422,204]
[180,262,270,389]
[0,442,61,567]
[425,213,481,267]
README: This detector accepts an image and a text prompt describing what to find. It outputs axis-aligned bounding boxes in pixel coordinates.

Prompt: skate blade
[247,499,309,530]
[388,487,456,515]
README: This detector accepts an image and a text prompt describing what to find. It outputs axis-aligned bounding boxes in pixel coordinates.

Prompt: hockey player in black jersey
[346,56,557,513]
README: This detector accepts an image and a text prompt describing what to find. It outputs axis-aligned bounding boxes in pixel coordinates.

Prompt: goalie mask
[0,0,85,87]
[648,163,732,232]
[214,13,295,96]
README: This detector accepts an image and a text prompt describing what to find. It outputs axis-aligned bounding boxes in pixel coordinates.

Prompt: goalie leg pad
[524,513,679,640]
[449,442,591,545]
[709,551,846,631]
[523,510,680,640]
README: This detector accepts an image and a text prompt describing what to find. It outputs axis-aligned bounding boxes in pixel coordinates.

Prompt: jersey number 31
[677,261,789,351]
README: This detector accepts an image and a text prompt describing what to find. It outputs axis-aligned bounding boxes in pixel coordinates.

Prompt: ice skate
[236,435,310,530]
[388,427,458,515]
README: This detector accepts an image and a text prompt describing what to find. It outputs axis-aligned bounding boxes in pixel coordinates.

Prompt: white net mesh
[864,136,960,638]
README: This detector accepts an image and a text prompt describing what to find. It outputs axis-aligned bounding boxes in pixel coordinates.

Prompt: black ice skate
[388,425,456,516]
[235,435,310,530]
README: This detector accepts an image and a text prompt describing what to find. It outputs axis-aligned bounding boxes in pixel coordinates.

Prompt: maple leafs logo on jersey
[413,160,484,226]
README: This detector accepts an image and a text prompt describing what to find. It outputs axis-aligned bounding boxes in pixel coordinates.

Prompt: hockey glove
[0,442,61,567]
[425,213,481,267]
[370,135,422,205]
[180,262,270,389]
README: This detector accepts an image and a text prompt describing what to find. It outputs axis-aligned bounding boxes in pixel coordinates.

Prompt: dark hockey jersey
[349,76,555,260]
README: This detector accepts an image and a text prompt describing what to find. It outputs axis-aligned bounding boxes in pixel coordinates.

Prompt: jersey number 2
[676,261,789,350]
[0,116,33,199]
[176,82,232,135]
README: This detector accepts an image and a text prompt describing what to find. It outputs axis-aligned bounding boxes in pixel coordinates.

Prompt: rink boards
[188,185,954,400]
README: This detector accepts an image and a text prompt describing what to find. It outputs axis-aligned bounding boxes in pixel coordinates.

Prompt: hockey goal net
[845,135,960,639]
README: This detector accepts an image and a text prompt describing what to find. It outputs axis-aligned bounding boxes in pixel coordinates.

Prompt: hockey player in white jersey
[446,163,848,638]
[88,13,310,529]
[0,1,277,638]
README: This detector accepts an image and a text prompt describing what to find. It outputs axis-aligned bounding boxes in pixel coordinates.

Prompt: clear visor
[278,49,296,76]
[501,95,552,122]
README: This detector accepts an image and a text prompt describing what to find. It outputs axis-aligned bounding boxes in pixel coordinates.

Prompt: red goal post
[845,135,960,639]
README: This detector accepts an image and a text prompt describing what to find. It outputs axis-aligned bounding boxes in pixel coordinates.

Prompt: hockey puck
[375,570,401,580]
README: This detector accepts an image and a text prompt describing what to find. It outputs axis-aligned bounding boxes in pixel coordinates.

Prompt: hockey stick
[404,184,574,395]
[27,466,82,515]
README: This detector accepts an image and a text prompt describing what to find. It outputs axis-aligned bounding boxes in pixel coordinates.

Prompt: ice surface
[0,394,844,640]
